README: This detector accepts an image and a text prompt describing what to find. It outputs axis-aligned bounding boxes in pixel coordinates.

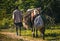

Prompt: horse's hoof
[20,35,21,36]
[16,33,18,36]
[17,34,18,36]
[43,37,45,40]
[32,34,35,37]
[33,35,35,37]
[20,34,21,36]
[36,34,38,38]
[41,34,43,37]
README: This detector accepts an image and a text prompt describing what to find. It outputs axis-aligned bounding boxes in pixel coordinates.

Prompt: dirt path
[0,32,46,41]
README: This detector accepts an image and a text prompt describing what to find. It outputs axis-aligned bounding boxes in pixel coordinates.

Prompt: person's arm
[12,13,14,19]
[12,11,15,22]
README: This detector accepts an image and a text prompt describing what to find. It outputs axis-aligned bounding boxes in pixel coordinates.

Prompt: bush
[0,18,14,29]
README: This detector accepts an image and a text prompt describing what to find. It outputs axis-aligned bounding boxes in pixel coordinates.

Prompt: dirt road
[0,32,46,41]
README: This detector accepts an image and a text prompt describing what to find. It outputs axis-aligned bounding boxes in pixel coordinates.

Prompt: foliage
[0,18,13,29]
[0,0,60,29]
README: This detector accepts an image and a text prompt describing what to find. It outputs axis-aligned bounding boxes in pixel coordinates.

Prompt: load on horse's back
[34,15,44,28]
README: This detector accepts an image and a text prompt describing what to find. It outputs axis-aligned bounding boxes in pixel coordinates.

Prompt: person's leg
[16,26,18,35]
[19,22,23,36]
[14,23,18,35]
[19,26,21,36]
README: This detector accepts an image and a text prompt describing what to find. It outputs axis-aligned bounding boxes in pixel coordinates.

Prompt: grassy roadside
[0,24,60,41]
[0,33,24,41]
[0,29,60,41]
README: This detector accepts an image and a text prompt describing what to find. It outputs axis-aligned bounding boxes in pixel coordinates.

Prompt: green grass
[0,25,60,41]
[45,29,60,41]
[0,29,60,41]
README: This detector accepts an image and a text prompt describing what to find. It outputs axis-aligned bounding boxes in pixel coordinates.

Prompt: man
[12,6,23,36]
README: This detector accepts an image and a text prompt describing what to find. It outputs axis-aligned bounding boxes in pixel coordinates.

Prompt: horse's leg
[32,27,35,37]
[16,26,18,35]
[36,28,38,37]
[40,27,45,40]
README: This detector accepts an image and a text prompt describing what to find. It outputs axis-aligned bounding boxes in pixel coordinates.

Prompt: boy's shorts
[14,22,23,27]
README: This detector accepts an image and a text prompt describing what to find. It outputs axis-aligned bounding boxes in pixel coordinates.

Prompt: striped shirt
[13,9,23,23]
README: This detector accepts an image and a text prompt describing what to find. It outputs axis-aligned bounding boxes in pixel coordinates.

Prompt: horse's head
[31,8,41,21]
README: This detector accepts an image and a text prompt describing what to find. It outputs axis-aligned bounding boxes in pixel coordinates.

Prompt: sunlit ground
[0,34,20,41]
[0,25,60,41]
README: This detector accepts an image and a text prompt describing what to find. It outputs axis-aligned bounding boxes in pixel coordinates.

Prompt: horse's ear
[37,7,41,11]
[38,7,41,9]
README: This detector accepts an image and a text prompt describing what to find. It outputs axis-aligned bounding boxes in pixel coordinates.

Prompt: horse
[23,9,33,29]
[22,8,45,39]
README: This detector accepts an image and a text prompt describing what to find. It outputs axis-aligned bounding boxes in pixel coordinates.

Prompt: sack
[34,15,44,27]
